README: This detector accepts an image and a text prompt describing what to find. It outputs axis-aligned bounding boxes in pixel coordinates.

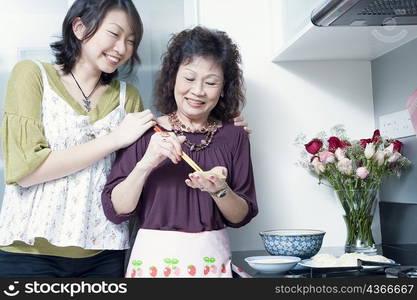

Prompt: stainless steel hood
[312,0,417,26]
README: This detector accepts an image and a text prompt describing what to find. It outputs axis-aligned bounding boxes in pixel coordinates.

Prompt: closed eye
[108,31,118,37]
[185,77,194,82]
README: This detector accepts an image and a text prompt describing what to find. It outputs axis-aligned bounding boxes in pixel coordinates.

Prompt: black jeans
[0,249,125,278]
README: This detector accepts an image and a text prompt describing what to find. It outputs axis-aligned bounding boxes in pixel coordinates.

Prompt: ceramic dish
[244,256,301,274]
[298,258,396,270]
[259,229,325,259]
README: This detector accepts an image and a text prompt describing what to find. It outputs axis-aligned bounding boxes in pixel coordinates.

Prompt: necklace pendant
[83,98,91,112]
[201,139,207,145]
[190,144,195,151]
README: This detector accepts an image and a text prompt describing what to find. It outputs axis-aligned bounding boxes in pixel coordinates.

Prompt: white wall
[197,0,376,250]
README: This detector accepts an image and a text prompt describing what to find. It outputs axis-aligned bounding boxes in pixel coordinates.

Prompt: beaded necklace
[168,112,219,151]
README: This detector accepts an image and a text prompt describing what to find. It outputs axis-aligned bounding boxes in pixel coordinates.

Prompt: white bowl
[244,256,301,274]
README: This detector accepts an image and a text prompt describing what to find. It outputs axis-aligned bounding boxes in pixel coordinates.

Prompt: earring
[220,91,224,98]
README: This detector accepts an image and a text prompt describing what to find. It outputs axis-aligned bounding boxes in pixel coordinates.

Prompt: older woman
[101,26,257,278]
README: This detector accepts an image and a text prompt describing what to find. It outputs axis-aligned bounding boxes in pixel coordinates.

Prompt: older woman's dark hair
[50,0,143,84]
[154,26,245,122]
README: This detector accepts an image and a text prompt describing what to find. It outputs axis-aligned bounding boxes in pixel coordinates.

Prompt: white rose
[364,143,375,159]
[374,150,385,166]
[335,148,345,161]
[337,158,353,175]
[383,144,394,158]
[387,152,402,163]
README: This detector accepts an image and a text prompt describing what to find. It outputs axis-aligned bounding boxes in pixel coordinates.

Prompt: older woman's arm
[185,127,258,227]
[187,170,249,224]
[211,186,250,224]
[102,132,185,223]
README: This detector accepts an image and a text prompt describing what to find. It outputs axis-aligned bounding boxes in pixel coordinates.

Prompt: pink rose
[305,139,323,155]
[356,167,369,179]
[319,151,335,164]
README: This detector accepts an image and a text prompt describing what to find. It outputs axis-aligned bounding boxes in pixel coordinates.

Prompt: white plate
[245,256,301,274]
[298,258,396,270]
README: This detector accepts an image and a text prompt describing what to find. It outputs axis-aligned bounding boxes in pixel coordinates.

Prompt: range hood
[312,0,417,26]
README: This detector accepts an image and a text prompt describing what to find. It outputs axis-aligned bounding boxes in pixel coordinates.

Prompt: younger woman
[0,0,154,277]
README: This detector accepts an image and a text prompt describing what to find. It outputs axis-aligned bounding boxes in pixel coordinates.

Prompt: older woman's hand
[233,114,252,134]
[140,132,186,169]
[185,166,228,194]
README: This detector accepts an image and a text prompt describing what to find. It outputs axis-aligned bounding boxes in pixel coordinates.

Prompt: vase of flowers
[335,188,378,253]
[295,125,411,253]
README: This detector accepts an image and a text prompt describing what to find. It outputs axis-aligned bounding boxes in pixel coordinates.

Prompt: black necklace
[69,71,101,112]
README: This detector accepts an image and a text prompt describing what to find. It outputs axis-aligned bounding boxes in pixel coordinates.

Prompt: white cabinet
[274,0,417,62]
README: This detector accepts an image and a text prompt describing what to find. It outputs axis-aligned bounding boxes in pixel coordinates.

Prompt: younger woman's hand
[112,110,156,149]
[185,166,228,194]
[140,132,186,169]
[233,114,252,134]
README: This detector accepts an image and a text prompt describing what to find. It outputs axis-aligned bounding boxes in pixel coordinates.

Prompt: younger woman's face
[79,8,135,73]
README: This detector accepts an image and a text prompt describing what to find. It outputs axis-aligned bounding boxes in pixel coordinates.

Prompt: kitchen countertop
[232,244,417,278]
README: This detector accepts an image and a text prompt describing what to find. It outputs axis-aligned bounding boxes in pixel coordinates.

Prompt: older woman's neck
[176,112,209,131]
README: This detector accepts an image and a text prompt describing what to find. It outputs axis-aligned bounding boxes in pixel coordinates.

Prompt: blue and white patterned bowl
[259,229,325,259]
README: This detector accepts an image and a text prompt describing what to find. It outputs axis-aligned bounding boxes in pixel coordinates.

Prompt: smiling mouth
[104,53,121,64]
[186,97,205,106]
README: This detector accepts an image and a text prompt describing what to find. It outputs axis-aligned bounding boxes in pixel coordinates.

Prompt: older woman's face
[174,56,224,122]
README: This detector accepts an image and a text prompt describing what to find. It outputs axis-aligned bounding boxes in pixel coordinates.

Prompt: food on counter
[310,253,391,267]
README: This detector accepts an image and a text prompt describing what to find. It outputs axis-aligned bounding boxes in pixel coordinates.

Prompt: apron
[0,60,130,250]
[126,228,250,278]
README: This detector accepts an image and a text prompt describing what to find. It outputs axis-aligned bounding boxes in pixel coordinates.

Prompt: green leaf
[132,260,142,266]
[164,258,172,264]
[172,258,179,264]
[210,257,216,263]
[203,257,210,262]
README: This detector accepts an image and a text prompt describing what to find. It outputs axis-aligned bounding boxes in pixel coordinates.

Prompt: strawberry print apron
[126,228,250,278]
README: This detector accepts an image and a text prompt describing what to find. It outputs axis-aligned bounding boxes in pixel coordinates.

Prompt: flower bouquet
[295,125,411,253]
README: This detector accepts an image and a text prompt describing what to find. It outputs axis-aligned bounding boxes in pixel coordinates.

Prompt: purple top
[101,122,257,232]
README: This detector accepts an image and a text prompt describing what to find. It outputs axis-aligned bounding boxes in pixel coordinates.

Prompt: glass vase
[334,189,378,254]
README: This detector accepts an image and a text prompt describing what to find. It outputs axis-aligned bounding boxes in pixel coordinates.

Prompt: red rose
[305,139,323,155]
[392,140,403,152]
[327,136,342,152]
[341,140,351,148]
[360,138,372,148]
[371,129,381,143]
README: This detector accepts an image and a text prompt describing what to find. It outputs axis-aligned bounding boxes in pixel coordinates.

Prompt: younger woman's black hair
[50,0,143,84]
